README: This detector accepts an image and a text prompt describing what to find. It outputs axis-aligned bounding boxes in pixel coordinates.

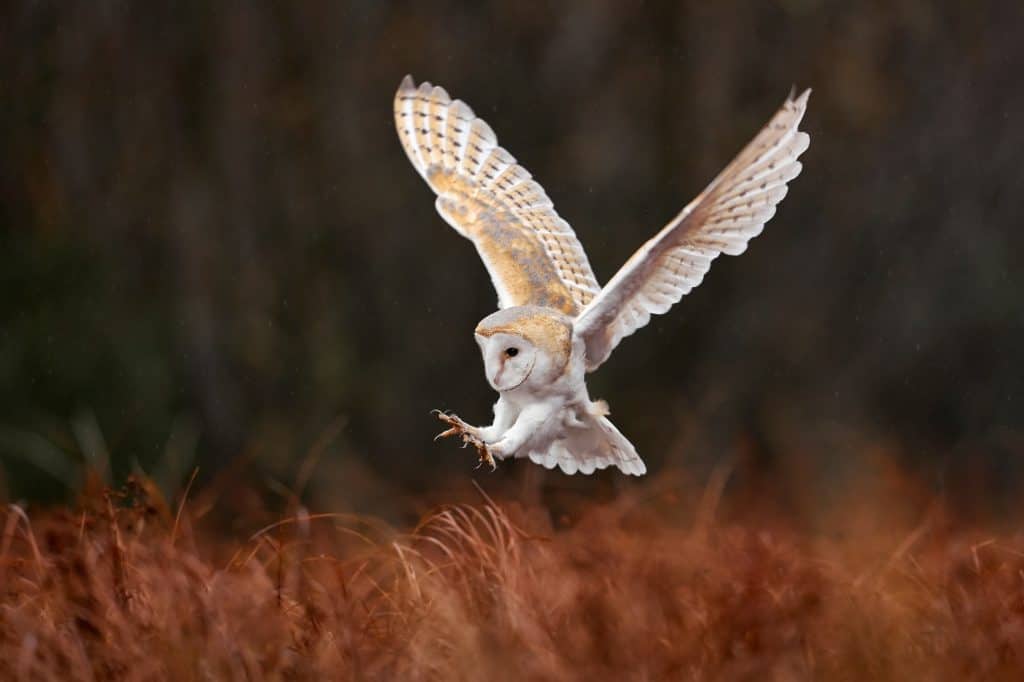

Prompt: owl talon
[434,427,460,442]
[433,410,496,470]
[433,411,472,441]
[476,446,497,471]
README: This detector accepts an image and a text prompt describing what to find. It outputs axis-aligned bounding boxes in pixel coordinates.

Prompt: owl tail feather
[526,414,647,476]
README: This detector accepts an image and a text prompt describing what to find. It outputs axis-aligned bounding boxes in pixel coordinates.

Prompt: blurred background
[2,1,1022,520]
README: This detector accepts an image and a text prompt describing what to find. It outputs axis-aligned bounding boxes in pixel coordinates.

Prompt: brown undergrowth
[2,472,1024,681]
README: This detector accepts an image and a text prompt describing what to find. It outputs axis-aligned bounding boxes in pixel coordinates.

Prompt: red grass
[2,474,1024,680]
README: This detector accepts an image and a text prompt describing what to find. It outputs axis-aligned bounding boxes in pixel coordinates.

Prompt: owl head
[474,306,573,392]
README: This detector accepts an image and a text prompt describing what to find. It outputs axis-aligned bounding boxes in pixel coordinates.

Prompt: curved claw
[474,450,497,472]
[433,410,465,442]
[472,441,497,471]
[431,408,497,471]
[434,427,459,442]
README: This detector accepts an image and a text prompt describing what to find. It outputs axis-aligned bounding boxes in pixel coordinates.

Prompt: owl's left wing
[395,76,600,316]
[573,89,811,371]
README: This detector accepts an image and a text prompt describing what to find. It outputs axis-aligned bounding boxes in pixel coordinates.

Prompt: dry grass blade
[1,477,1024,680]
[170,467,199,547]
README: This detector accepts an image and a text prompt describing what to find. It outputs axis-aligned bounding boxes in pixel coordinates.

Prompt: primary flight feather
[395,75,811,476]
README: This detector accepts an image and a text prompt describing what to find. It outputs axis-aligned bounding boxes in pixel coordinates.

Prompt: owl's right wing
[395,76,600,316]
[573,90,811,371]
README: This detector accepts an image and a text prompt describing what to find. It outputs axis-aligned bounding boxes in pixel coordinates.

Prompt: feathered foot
[432,410,496,471]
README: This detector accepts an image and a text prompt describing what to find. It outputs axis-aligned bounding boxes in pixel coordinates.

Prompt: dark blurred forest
[2,1,1022,515]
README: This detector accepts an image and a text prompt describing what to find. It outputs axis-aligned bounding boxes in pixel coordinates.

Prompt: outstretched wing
[574,90,811,371]
[395,76,600,316]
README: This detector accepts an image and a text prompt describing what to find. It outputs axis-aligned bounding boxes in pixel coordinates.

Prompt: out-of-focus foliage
[3,477,1024,680]
[1,2,1022,506]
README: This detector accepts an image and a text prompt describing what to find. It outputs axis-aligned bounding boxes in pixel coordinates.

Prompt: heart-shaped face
[475,331,537,391]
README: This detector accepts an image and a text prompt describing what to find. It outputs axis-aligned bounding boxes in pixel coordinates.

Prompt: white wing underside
[397,76,811,363]
[395,76,600,316]
[573,89,812,371]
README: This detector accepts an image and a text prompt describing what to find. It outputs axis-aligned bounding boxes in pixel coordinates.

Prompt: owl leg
[432,410,497,470]
[475,396,517,443]
[487,402,558,461]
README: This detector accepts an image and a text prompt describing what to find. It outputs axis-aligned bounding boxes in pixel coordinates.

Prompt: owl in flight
[395,76,810,476]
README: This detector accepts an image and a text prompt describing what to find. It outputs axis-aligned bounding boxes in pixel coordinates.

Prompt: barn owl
[395,76,810,476]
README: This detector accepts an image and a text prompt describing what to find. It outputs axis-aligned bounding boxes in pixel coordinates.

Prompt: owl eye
[505,347,519,357]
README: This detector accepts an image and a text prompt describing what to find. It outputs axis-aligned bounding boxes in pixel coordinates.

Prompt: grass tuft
[2,473,1024,680]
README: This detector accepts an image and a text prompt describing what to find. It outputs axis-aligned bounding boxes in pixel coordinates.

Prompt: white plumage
[395,76,811,476]
[395,77,599,313]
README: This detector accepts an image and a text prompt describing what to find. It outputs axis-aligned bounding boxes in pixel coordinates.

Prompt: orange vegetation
[2,473,1024,681]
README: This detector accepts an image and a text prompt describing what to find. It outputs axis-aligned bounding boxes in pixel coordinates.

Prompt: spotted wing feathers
[395,76,600,315]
